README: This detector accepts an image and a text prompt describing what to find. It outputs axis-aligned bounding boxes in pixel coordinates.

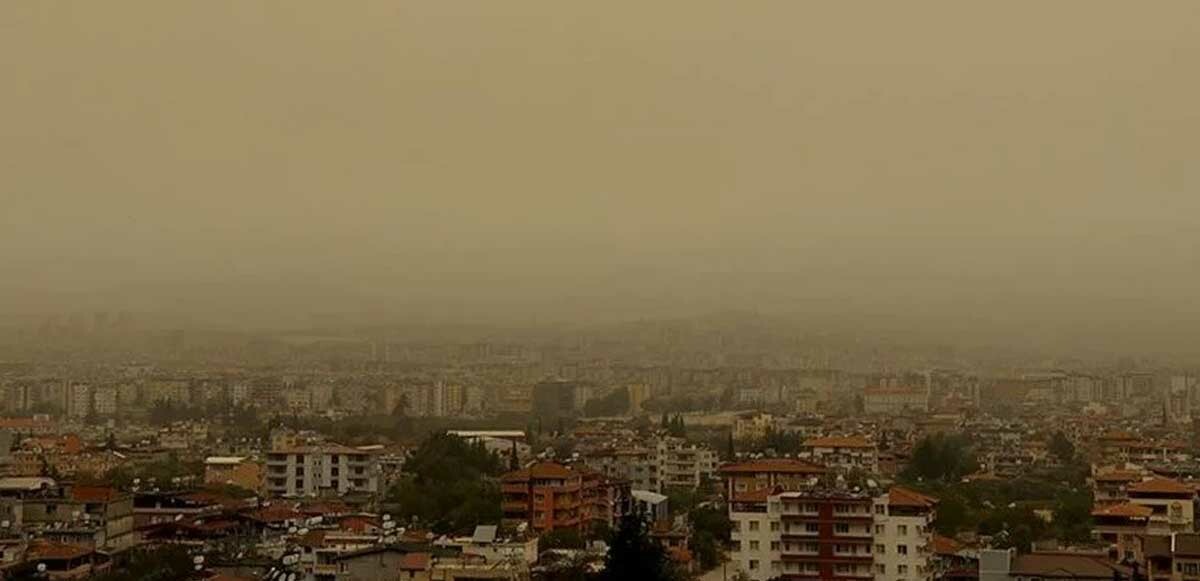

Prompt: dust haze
[3,1,1199,353]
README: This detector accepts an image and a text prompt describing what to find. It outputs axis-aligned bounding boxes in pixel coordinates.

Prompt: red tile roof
[1091,503,1153,518]
[28,540,92,561]
[398,552,432,571]
[70,485,121,503]
[932,535,964,555]
[1128,477,1194,495]
[888,486,939,508]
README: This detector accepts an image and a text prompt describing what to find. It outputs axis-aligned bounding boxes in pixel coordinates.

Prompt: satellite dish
[174,514,183,522]
[193,556,205,565]
[37,563,47,573]
[288,526,298,534]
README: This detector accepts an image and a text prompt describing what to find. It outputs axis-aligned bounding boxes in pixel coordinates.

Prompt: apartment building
[500,462,627,534]
[581,447,656,491]
[873,487,938,581]
[1127,478,1196,534]
[729,485,938,581]
[656,437,719,490]
[731,488,876,581]
[1137,533,1200,581]
[265,445,380,497]
[1092,503,1152,560]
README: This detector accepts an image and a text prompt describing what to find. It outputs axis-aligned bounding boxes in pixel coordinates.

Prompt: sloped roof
[888,486,938,509]
[1128,477,1193,495]
[1091,503,1152,518]
[1011,553,1130,579]
[932,535,963,555]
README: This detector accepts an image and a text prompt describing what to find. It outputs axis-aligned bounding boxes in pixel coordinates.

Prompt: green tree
[601,512,679,581]
[690,506,733,570]
[904,433,975,482]
[1049,431,1076,464]
[386,433,503,533]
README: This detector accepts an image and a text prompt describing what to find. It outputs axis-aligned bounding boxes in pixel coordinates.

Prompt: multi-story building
[91,385,118,417]
[581,447,658,492]
[729,486,939,581]
[65,383,92,419]
[656,437,719,490]
[500,462,626,534]
[863,385,930,415]
[1092,503,1152,560]
[1127,478,1196,534]
[873,487,938,581]
[17,484,135,554]
[1137,533,1200,581]
[801,436,879,474]
[730,488,876,581]
[265,445,380,497]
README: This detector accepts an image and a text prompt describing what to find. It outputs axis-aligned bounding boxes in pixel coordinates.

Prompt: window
[749,521,760,532]
[750,541,760,551]
[876,544,886,554]
[835,564,851,573]
[770,521,780,532]
[899,565,909,575]
[732,521,740,532]
[1186,564,1199,575]
[835,523,849,534]
[771,542,781,552]
[749,560,759,571]
[805,523,819,533]
[875,504,886,515]
[898,544,909,555]
[898,524,908,536]
[876,564,886,574]
[875,524,885,535]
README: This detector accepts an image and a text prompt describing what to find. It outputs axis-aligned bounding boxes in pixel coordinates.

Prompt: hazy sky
[3,2,1199,333]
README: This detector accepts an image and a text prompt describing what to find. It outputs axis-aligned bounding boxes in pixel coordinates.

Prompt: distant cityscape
[1,313,1199,580]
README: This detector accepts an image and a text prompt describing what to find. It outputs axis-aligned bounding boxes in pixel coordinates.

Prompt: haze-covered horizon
[4,2,1199,350]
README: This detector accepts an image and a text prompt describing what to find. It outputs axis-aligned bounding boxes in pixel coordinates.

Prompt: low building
[801,436,879,473]
[204,457,263,493]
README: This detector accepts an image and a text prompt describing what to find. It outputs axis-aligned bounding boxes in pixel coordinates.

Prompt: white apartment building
[873,487,939,581]
[265,444,380,497]
[728,486,937,581]
[92,385,118,417]
[66,383,92,419]
[656,437,719,490]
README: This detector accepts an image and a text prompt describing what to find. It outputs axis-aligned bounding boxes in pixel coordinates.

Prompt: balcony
[502,501,528,513]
